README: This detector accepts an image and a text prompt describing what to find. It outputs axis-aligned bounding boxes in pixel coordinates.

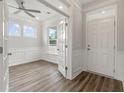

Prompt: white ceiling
[7,0,99,21]
[78,0,96,5]
[7,0,63,21]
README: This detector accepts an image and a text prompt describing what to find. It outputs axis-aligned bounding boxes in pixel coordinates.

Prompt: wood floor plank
[82,74,97,92]
[9,60,123,92]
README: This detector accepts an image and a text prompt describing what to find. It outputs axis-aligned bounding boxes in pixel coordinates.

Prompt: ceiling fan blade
[14,10,21,14]
[21,3,41,13]
[19,0,41,13]
[24,9,41,13]
[25,11,35,18]
[15,0,41,13]
[8,5,41,13]
[8,5,19,9]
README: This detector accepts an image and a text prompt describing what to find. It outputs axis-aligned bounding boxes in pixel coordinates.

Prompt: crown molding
[83,0,119,12]
[59,0,71,8]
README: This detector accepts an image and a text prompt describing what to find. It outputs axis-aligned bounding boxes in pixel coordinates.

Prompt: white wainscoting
[41,53,59,64]
[9,48,42,66]
[117,51,124,87]
[71,49,124,88]
[72,49,87,79]
[36,47,59,64]
[123,81,124,89]
[0,54,3,91]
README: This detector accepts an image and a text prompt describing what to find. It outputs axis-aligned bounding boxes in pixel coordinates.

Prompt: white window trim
[47,26,58,55]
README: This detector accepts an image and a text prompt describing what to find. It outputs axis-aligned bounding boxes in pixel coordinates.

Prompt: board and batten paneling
[41,53,59,64]
[9,48,42,66]
[117,51,124,88]
[72,49,87,79]
[9,47,59,66]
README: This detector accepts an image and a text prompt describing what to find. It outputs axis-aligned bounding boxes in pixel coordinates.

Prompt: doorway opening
[6,0,70,91]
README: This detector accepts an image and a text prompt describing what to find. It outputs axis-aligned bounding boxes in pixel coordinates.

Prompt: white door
[57,18,67,78]
[2,0,9,91]
[87,17,115,77]
[0,0,4,91]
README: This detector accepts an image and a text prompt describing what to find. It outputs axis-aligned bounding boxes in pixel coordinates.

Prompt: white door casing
[3,0,9,91]
[0,0,3,91]
[57,18,68,78]
[0,0,9,91]
[87,17,115,77]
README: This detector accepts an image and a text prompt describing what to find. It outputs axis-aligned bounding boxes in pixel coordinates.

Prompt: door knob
[88,45,90,47]
[87,48,91,51]
[0,47,3,54]
[8,53,12,56]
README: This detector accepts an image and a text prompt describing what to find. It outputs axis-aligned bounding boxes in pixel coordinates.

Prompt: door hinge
[65,23,68,26]
[113,69,115,73]
[65,45,68,48]
[114,20,116,27]
[114,45,116,49]
[0,47,3,54]
[65,66,68,71]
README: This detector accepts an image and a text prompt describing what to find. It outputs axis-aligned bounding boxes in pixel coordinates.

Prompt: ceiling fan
[8,0,41,18]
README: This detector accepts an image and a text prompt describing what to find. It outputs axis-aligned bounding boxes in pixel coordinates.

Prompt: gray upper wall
[72,5,83,50]
[118,0,124,51]
[0,1,2,47]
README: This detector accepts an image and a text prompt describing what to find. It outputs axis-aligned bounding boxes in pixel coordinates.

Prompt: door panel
[2,0,9,91]
[57,18,67,78]
[0,0,8,91]
[87,20,99,73]
[87,17,115,77]
[0,1,3,91]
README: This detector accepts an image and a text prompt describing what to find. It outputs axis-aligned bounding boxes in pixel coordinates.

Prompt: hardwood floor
[9,60,123,92]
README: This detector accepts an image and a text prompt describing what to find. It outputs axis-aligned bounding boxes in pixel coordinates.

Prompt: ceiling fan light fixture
[102,11,106,14]
[59,6,63,9]
[35,17,40,20]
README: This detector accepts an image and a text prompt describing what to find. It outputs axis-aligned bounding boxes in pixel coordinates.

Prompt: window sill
[47,52,58,55]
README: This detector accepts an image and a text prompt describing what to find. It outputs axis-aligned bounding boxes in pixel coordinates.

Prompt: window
[8,23,21,37]
[23,26,37,38]
[48,26,58,54]
[48,27,57,46]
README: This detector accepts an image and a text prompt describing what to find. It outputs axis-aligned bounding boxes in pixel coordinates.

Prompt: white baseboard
[72,68,82,79]
[9,58,41,66]
[40,58,58,64]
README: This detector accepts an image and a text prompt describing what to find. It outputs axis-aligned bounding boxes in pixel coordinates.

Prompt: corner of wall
[116,51,124,83]
[123,81,124,89]
[40,48,59,64]
[72,49,87,79]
